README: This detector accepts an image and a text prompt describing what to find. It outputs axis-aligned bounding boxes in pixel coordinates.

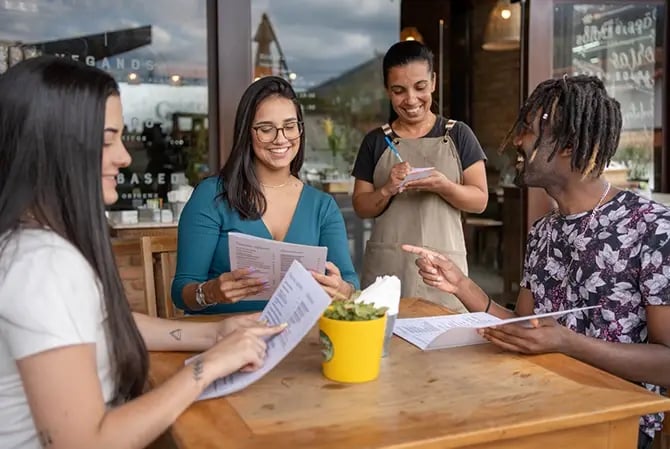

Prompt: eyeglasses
[252,121,304,143]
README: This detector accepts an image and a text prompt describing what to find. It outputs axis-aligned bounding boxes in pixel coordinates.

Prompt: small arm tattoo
[38,430,53,447]
[169,328,183,341]
[192,357,204,381]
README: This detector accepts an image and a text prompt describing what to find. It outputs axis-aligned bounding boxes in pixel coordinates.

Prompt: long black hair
[0,56,148,404]
[502,75,622,177]
[219,76,305,219]
[382,41,435,123]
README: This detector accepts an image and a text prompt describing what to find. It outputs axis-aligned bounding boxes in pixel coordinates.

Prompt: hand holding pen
[384,135,404,163]
[381,161,412,197]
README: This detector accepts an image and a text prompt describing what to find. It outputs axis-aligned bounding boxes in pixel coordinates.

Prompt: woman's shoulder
[195,175,223,194]
[363,125,386,139]
[301,184,339,211]
[4,228,82,259]
[361,126,387,148]
[0,228,94,287]
[427,115,469,135]
[189,176,225,205]
[302,183,332,201]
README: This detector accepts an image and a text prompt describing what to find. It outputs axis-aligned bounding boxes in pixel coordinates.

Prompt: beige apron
[361,120,468,312]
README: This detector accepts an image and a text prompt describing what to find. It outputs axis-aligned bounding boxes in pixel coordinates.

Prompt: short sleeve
[0,244,102,360]
[520,221,541,290]
[639,211,670,306]
[451,122,487,171]
[351,132,377,183]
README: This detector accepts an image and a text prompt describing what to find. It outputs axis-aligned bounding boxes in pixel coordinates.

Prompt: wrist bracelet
[195,281,216,308]
[484,297,492,313]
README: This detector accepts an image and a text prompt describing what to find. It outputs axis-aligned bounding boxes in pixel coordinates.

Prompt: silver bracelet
[195,281,216,308]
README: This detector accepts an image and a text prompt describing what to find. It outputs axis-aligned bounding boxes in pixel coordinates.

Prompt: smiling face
[386,61,435,125]
[250,95,301,173]
[512,111,570,188]
[101,95,131,205]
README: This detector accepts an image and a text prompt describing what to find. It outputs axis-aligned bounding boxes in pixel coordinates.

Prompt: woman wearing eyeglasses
[172,76,359,314]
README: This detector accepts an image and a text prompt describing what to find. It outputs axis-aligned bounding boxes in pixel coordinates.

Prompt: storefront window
[247,1,400,274]
[0,1,210,209]
[249,0,400,183]
[553,3,665,191]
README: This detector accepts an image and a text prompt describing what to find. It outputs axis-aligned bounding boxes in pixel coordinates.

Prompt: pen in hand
[384,136,403,163]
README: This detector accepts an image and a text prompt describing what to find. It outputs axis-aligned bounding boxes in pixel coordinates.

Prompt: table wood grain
[148,298,670,449]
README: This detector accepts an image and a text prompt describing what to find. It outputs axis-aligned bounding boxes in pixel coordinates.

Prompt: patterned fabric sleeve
[520,220,541,290]
[639,205,670,306]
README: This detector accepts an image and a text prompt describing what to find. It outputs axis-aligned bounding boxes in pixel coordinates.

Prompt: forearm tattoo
[38,430,53,447]
[192,357,204,381]
[169,328,182,341]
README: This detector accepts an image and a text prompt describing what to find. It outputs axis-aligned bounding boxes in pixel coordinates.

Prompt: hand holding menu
[188,260,332,400]
[228,232,327,300]
[394,306,601,350]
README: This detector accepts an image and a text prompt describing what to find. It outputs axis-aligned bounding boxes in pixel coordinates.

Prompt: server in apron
[352,41,488,312]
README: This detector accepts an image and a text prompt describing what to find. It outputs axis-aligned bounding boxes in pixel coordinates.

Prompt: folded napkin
[167,185,194,203]
[354,275,401,315]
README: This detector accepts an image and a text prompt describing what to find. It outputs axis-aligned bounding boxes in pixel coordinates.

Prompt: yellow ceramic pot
[318,313,387,383]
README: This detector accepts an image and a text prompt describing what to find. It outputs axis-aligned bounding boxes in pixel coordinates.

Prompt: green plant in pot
[323,298,388,321]
[318,299,388,383]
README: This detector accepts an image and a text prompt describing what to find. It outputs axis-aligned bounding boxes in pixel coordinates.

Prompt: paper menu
[393,306,601,351]
[188,260,332,400]
[228,232,327,300]
[400,167,434,188]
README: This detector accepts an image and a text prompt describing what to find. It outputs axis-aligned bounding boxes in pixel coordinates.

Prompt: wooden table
[148,298,670,449]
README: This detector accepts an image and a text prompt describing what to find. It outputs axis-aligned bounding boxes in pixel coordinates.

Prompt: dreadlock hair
[501,75,622,178]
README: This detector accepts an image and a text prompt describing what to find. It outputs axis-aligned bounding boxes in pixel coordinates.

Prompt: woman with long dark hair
[351,41,488,312]
[0,56,285,449]
[171,76,358,314]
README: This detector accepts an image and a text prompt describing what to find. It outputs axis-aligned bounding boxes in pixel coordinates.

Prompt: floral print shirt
[521,190,670,438]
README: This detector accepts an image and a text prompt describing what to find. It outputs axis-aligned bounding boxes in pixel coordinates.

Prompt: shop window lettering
[608,42,654,75]
[117,172,168,186]
[120,192,160,200]
[570,5,658,110]
[576,12,655,46]
[580,66,653,90]
[53,53,155,72]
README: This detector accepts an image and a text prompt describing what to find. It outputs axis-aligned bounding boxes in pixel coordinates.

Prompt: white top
[0,229,115,449]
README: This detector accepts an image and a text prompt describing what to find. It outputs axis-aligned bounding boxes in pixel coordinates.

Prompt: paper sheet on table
[393,305,601,351]
[399,167,434,188]
[228,232,327,300]
[186,260,331,400]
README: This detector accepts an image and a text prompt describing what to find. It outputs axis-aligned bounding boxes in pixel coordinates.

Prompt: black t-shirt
[351,117,487,183]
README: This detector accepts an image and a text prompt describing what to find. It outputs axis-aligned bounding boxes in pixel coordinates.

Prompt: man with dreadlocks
[402,75,670,449]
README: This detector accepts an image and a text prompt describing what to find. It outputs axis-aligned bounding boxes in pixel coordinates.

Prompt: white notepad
[399,167,434,188]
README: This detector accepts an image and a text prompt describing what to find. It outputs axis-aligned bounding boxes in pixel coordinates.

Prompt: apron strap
[443,119,457,142]
[381,123,400,145]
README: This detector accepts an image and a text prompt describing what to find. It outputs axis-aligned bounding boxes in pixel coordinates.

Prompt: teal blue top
[171,176,359,314]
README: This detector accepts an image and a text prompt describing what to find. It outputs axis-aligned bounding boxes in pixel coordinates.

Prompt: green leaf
[324,298,387,321]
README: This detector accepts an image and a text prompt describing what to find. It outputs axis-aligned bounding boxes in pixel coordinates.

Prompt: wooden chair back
[111,238,150,314]
[140,235,181,319]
